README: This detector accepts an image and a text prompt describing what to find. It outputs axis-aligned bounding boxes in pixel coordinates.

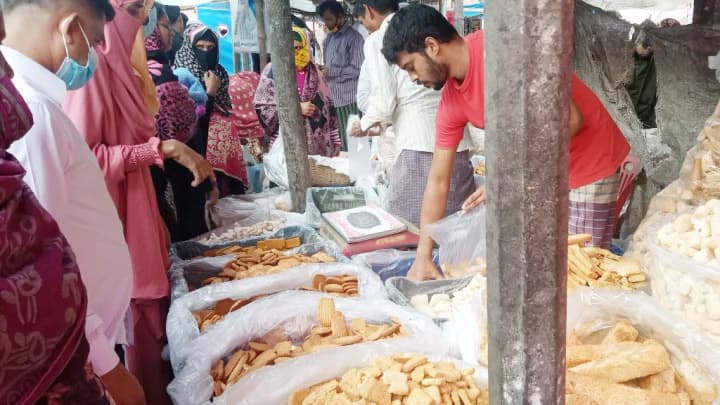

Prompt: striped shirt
[322,24,364,107]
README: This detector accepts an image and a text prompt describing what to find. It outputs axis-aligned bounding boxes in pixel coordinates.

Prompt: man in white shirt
[351,0,475,226]
[3,0,143,403]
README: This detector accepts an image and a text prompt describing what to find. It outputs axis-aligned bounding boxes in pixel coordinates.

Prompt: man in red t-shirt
[381,4,631,280]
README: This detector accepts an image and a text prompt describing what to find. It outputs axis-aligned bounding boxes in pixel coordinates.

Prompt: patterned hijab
[0,59,90,403]
[174,23,232,112]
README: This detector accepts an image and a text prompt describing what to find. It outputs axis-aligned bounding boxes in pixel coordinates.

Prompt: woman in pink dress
[63,0,214,403]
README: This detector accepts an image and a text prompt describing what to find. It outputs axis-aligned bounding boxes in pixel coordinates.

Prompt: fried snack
[567,238,646,292]
[566,320,716,405]
[289,355,489,405]
[209,298,407,398]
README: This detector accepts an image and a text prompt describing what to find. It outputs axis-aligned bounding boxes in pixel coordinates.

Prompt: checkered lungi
[569,172,621,249]
[387,150,475,227]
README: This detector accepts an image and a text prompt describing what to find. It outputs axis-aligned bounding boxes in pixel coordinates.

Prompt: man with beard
[350,0,475,227]
[382,5,630,280]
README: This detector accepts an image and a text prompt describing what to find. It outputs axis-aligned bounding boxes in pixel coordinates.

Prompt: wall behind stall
[196,1,235,74]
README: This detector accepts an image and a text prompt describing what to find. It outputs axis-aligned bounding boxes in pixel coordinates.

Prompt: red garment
[435,31,630,189]
[63,3,170,300]
[228,72,264,140]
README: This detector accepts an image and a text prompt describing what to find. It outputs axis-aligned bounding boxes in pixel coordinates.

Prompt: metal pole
[453,0,464,35]
[484,0,574,403]
[256,0,268,72]
[265,0,312,212]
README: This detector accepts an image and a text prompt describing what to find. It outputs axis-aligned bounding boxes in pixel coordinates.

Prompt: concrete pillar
[484,0,574,403]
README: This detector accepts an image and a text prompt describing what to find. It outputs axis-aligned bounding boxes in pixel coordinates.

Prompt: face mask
[295,48,310,70]
[193,47,218,71]
[55,20,98,90]
[0,74,34,149]
[143,5,158,38]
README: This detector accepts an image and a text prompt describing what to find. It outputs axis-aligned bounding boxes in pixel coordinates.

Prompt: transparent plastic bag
[167,291,448,405]
[646,235,720,342]
[426,205,487,278]
[207,197,258,228]
[169,226,349,299]
[263,132,289,189]
[196,209,305,246]
[567,288,720,404]
[352,249,438,281]
[444,292,487,367]
[166,263,388,373]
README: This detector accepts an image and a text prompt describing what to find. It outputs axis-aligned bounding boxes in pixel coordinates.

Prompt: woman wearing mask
[175,24,248,198]
[254,26,341,157]
[145,3,208,242]
[63,0,215,403]
[0,9,112,404]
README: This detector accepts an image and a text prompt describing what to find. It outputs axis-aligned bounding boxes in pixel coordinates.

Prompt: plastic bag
[352,249,438,281]
[169,226,349,298]
[646,234,720,342]
[426,205,487,277]
[444,292,487,366]
[567,288,720,404]
[207,197,258,228]
[263,132,289,189]
[346,114,374,182]
[166,263,388,373]
[167,291,448,405]
[195,209,305,246]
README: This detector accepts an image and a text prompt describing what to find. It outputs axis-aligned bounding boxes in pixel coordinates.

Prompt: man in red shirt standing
[381,4,631,280]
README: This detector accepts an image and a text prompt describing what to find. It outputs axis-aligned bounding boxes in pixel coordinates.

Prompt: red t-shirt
[436,31,630,189]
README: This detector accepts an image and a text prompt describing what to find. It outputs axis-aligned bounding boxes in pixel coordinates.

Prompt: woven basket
[309,158,351,187]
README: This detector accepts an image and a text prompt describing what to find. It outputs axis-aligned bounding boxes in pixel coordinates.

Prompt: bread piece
[600,321,640,344]
[633,368,677,393]
[567,372,681,405]
[565,394,599,405]
[569,340,671,382]
[566,342,643,368]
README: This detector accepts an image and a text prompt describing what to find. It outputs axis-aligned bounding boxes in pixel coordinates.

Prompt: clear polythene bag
[214,354,487,405]
[567,288,720,404]
[166,263,388,373]
[646,234,720,342]
[167,291,448,405]
[426,205,487,276]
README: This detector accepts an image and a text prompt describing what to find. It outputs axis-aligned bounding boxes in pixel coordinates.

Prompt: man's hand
[462,186,486,212]
[408,255,443,281]
[161,140,215,187]
[101,363,146,405]
[349,120,365,137]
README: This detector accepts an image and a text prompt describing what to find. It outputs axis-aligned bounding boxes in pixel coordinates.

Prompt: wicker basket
[309,158,352,187]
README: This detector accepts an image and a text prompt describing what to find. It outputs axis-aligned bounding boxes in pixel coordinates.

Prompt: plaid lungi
[335,103,360,152]
[569,172,621,249]
[388,150,475,227]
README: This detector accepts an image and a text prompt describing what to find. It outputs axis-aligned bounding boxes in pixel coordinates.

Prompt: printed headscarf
[292,25,310,71]
[174,23,232,112]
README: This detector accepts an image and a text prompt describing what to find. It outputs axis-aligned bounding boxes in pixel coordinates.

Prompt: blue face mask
[143,6,158,38]
[55,20,98,90]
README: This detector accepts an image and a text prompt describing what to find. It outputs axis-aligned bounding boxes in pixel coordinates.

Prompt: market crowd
[0,0,631,403]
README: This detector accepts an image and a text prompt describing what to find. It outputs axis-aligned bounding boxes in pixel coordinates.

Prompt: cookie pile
[567,235,646,291]
[209,298,407,398]
[193,275,361,332]
[288,354,488,405]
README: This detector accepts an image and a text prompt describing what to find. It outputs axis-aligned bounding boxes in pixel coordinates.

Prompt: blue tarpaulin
[196,2,235,73]
[464,2,484,17]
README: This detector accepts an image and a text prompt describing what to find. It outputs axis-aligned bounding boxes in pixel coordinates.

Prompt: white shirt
[360,14,471,153]
[3,46,133,376]
[357,62,371,113]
